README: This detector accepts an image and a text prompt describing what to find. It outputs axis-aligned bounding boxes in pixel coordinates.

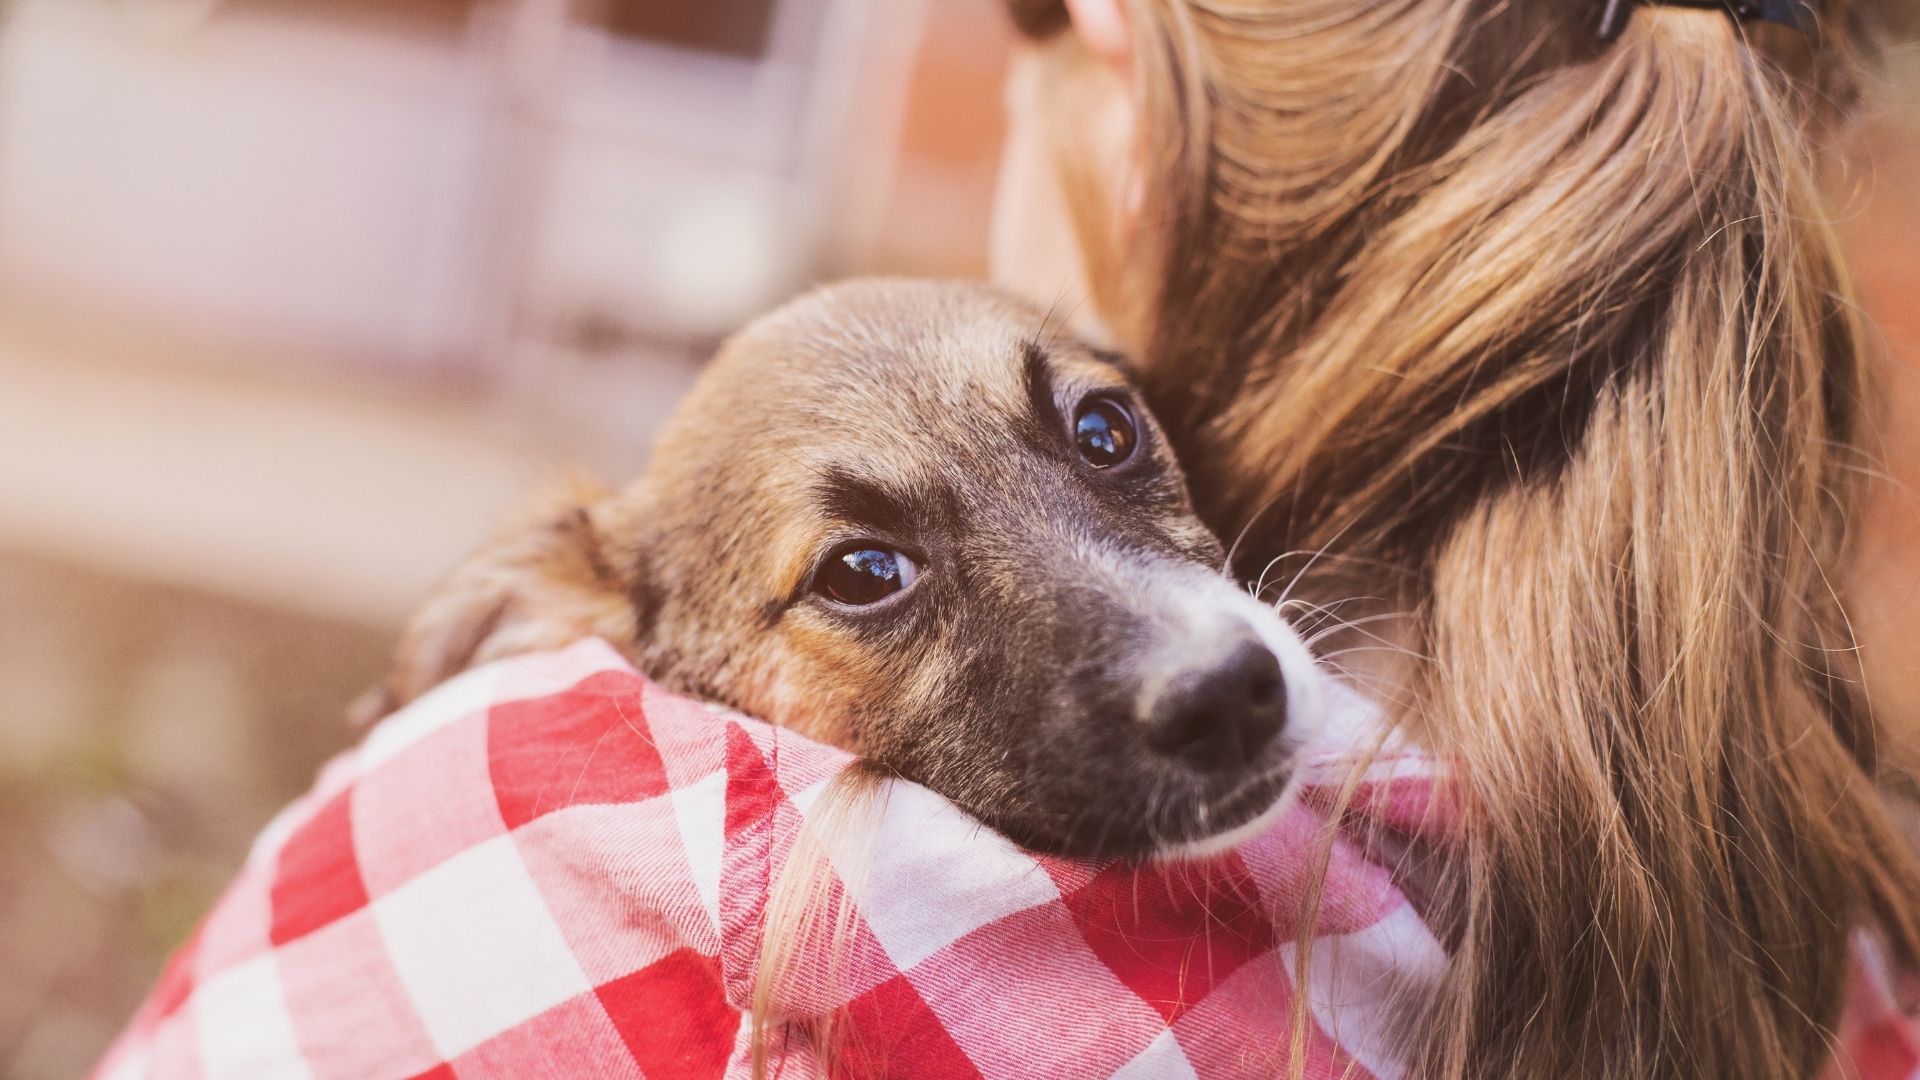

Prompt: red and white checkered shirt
[93,638,1920,1079]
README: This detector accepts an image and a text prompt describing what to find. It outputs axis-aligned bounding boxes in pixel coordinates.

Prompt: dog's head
[377,280,1323,859]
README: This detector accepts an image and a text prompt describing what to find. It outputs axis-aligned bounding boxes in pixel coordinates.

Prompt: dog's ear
[351,480,648,726]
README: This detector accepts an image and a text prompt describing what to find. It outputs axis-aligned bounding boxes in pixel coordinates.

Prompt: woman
[993,0,1920,1075]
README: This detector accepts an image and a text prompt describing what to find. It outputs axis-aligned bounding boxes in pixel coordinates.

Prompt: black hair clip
[1597,0,1817,41]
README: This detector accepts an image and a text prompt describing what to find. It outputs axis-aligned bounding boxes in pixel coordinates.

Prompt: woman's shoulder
[93,640,1448,1080]
[91,640,783,1078]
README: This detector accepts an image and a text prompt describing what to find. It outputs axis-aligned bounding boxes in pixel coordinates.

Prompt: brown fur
[351,478,635,727]
[372,278,1320,860]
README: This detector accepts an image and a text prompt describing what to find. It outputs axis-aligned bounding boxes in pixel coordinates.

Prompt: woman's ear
[1064,0,1130,66]
[351,481,647,726]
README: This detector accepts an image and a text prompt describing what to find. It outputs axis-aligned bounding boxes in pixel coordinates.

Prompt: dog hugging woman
[96,1,1920,1078]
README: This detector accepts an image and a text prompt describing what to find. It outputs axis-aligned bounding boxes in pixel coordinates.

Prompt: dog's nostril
[1246,667,1282,708]
[1143,637,1288,769]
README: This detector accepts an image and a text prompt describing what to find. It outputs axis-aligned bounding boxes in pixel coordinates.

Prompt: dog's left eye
[1074,396,1138,468]
[814,544,919,606]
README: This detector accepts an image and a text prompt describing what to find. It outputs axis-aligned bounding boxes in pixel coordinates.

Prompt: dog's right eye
[814,544,919,607]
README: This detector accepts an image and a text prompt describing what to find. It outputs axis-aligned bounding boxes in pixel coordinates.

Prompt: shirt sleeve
[90,638,843,1080]
[95,638,1468,1080]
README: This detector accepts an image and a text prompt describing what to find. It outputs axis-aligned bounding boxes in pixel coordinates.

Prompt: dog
[365,279,1324,859]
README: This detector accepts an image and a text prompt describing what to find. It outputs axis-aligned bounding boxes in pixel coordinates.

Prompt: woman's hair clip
[1597,0,1817,41]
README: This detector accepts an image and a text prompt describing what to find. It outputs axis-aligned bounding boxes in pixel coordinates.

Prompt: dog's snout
[1141,633,1287,770]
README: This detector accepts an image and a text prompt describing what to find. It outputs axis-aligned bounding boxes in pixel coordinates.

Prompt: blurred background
[0,0,1014,1074]
[0,3,1916,1077]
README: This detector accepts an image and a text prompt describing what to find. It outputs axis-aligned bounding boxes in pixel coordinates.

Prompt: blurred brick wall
[829,0,1012,277]
[1846,75,1920,749]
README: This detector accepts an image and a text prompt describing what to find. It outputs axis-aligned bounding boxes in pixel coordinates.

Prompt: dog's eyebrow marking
[816,465,923,536]
[1022,339,1064,439]
[1090,348,1139,379]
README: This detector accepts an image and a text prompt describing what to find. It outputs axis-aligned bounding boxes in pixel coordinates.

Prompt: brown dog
[367,280,1324,859]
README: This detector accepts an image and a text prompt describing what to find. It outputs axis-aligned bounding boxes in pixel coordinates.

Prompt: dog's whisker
[1303,612,1421,655]
[1269,515,1369,610]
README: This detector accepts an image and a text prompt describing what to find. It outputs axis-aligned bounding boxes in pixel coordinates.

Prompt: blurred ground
[0,552,389,1078]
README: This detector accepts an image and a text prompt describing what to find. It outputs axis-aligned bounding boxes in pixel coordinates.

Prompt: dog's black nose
[1142,635,1287,770]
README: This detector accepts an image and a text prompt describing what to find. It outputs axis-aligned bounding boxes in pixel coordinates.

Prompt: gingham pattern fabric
[92,638,1919,1079]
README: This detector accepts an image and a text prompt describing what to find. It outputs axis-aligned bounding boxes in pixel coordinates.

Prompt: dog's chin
[992,761,1299,863]
[1150,769,1301,862]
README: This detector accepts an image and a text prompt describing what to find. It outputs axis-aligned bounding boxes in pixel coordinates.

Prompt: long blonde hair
[1010,1,1920,1075]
